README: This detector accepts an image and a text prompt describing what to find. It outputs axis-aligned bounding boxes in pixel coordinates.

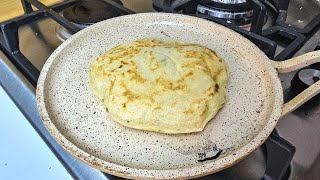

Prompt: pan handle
[271,51,320,117]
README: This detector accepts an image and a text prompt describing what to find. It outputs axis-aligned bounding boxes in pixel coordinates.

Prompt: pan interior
[42,14,279,170]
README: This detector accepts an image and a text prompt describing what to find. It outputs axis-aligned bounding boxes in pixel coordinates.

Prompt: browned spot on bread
[185,50,198,58]
[92,66,110,77]
[155,77,187,91]
[212,68,222,81]
[185,48,216,60]
[207,86,215,96]
[148,51,160,71]
[183,108,195,114]
[122,85,140,102]
[121,61,129,65]
[102,71,111,77]
[200,103,209,119]
[127,68,147,83]
[119,65,123,68]
[215,84,220,92]
[185,71,194,77]
[105,46,141,64]
[176,43,200,47]
[149,51,157,62]
[181,60,205,68]
[154,106,161,110]
[96,57,103,62]
[109,80,115,95]
[121,81,140,108]
[150,64,160,71]
[172,84,186,91]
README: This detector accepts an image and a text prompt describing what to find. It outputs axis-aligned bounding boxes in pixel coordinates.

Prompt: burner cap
[210,0,247,4]
[63,0,122,26]
[199,0,252,12]
[197,0,254,26]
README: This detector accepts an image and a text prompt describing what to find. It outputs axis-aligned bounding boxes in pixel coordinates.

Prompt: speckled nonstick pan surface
[36,13,320,179]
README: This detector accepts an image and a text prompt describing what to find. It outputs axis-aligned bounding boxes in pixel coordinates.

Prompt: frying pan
[36,13,320,179]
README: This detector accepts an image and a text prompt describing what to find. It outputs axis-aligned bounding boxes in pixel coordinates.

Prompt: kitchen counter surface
[0,50,113,179]
[0,85,72,180]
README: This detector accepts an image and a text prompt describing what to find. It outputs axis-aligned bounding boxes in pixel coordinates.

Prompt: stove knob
[290,69,320,102]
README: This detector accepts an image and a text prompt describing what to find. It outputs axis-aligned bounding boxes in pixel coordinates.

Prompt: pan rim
[36,12,283,179]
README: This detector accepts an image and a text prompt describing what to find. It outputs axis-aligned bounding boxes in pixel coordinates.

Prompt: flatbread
[90,38,229,134]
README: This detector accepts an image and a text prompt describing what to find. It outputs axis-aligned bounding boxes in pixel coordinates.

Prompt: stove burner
[62,0,122,27]
[197,0,254,26]
[55,25,73,42]
[210,0,247,4]
[56,0,122,41]
[197,5,253,19]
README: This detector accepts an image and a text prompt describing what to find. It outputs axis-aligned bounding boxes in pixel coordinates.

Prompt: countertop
[0,0,61,22]
[0,85,72,180]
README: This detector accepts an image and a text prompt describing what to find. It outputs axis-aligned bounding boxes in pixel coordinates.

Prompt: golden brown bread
[90,38,229,133]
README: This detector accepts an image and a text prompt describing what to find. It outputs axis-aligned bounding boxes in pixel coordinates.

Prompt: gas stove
[0,0,319,179]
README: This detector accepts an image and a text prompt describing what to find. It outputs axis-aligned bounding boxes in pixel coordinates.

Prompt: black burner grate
[262,132,296,180]
[153,0,320,61]
[0,0,133,86]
